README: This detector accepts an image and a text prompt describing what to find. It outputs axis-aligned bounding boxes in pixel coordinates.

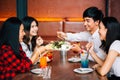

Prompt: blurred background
[0,0,120,41]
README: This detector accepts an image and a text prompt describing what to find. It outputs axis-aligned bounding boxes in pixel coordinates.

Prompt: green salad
[51,40,65,49]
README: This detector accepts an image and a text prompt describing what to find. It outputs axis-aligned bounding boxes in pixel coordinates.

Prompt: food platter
[48,41,72,51]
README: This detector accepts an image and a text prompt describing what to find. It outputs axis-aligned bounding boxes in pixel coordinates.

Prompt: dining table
[13,50,108,80]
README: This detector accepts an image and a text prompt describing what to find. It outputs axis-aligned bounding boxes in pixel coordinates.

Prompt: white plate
[73,68,94,74]
[52,45,72,51]
[31,68,42,74]
[68,57,81,62]
[49,41,72,51]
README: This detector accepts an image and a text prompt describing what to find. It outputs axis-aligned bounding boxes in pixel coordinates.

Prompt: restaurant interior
[0,0,120,42]
[0,0,120,80]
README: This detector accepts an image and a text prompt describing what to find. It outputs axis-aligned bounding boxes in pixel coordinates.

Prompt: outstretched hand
[57,31,67,40]
[36,36,44,46]
[71,44,81,52]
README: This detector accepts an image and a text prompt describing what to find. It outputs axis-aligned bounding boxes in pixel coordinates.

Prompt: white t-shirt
[20,42,32,58]
[109,40,120,77]
[66,31,91,42]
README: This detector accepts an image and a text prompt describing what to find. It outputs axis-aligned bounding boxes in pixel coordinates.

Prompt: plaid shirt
[0,45,32,80]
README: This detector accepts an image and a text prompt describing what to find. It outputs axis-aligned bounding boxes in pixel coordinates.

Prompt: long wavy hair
[22,16,38,51]
[100,17,120,53]
[0,17,22,58]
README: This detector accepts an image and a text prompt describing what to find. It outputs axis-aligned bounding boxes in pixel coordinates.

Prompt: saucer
[68,57,81,62]
[73,68,93,74]
[31,68,42,74]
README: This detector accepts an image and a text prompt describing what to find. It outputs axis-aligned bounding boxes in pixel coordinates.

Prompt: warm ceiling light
[67,18,83,22]
[36,18,63,21]
[0,18,7,21]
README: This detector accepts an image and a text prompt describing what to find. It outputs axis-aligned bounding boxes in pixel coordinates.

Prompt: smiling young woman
[89,17,120,80]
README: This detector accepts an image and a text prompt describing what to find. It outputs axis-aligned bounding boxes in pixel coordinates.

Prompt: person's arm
[30,43,53,64]
[57,31,91,42]
[86,42,105,65]
[66,31,91,42]
[30,36,44,61]
[96,50,118,76]
[30,46,46,64]
[57,31,67,40]
[89,45,105,65]
[87,34,106,65]
[89,50,105,65]
[71,44,80,52]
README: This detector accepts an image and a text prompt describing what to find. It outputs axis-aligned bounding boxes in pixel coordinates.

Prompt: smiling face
[30,21,38,37]
[83,17,99,34]
[98,22,107,41]
[19,24,25,42]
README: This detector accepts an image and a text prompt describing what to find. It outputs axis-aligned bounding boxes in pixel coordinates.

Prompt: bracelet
[79,49,84,53]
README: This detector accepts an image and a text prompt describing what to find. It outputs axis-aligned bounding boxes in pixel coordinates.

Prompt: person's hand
[35,46,46,55]
[86,42,92,51]
[86,42,94,53]
[71,44,81,52]
[45,44,53,50]
[36,36,44,46]
[57,31,67,40]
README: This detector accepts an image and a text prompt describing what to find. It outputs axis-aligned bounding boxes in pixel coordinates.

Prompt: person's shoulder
[92,29,99,37]
[110,40,120,54]
[111,40,120,48]
[1,44,11,49]
[112,40,120,45]
[0,45,12,55]
[20,42,27,47]
[92,30,101,41]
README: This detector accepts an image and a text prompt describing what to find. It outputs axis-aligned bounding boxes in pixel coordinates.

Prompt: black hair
[100,17,120,53]
[83,7,104,22]
[22,16,38,51]
[0,17,22,58]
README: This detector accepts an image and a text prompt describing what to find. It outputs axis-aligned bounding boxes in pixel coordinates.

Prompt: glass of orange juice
[40,56,47,68]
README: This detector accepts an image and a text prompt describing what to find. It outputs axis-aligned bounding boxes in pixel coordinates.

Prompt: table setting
[13,41,107,80]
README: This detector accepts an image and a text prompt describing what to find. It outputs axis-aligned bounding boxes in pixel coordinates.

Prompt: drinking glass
[72,41,81,58]
[40,56,47,68]
[60,50,67,64]
[80,52,89,68]
[42,66,52,79]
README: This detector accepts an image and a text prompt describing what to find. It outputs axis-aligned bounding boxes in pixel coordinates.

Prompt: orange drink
[40,56,47,68]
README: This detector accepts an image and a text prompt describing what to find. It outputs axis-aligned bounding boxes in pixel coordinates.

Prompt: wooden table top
[13,50,108,80]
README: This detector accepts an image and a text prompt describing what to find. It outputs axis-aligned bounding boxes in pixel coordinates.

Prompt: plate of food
[48,40,72,51]
[73,68,94,74]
